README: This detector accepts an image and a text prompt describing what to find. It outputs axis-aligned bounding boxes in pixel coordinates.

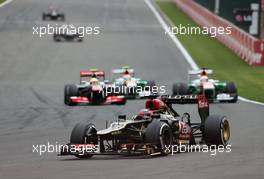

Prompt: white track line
[238,96,264,106]
[144,0,199,70]
[144,0,264,106]
[0,0,13,8]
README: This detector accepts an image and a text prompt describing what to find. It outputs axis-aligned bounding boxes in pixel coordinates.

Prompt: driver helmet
[123,74,131,81]
[200,75,208,82]
[48,5,54,11]
[145,99,166,111]
[90,78,99,85]
[201,69,207,76]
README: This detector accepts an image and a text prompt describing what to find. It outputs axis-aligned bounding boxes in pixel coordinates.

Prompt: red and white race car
[64,69,126,105]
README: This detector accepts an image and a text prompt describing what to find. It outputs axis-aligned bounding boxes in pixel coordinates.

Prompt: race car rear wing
[161,95,209,125]
[80,70,105,83]
[80,70,105,78]
[188,68,213,75]
[112,68,135,75]
[161,95,198,104]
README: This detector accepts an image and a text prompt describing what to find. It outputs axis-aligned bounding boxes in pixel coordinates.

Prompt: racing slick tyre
[144,120,173,155]
[42,13,47,20]
[64,84,78,106]
[70,122,98,158]
[226,82,238,103]
[53,34,61,42]
[172,83,188,95]
[77,37,83,42]
[203,115,230,146]
[59,14,65,21]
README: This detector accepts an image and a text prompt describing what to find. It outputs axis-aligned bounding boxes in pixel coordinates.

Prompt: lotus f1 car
[172,68,238,103]
[111,66,157,99]
[59,95,230,158]
[42,6,65,21]
[64,69,126,106]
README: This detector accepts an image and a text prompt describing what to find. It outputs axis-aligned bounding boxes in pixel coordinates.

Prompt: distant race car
[42,6,65,21]
[172,68,238,103]
[64,69,126,105]
[53,31,83,42]
[59,95,230,158]
[111,66,157,98]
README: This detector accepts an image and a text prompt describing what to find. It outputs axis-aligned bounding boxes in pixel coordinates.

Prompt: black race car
[42,7,65,21]
[59,95,230,158]
[53,31,83,42]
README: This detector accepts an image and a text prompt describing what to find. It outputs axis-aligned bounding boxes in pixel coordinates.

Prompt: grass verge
[0,0,6,4]
[157,1,264,103]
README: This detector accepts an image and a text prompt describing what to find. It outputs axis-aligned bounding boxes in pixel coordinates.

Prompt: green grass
[0,0,6,4]
[157,1,264,102]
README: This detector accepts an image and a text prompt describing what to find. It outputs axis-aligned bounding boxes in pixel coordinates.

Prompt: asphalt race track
[0,0,263,178]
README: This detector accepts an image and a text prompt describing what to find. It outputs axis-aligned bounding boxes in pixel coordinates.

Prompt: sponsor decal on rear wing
[80,71,105,77]
[112,68,135,75]
[161,95,209,125]
[160,95,199,104]
[188,69,213,75]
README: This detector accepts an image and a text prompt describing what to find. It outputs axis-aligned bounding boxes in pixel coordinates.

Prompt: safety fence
[173,0,264,66]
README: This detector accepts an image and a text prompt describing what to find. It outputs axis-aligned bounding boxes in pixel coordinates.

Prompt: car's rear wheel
[53,34,61,42]
[64,84,78,106]
[172,83,188,95]
[77,37,83,42]
[203,115,230,146]
[42,14,46,20]
[144,120,173,155]
[226,82,238,103]
[70,122,98,158]
[60,14,65,21]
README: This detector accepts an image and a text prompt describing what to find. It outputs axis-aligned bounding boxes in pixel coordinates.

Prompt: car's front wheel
[53,34,62,42]
[203,115,230,146]
[64,84,78,106]
[226,82,238,103]
[144,120,173,155]
[70,122,98,158]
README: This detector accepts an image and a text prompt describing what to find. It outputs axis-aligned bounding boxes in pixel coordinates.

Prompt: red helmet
[145,99,166,110]
[145,99,152,109]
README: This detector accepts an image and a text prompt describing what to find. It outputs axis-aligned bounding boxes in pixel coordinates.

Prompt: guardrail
[173,0,264,66]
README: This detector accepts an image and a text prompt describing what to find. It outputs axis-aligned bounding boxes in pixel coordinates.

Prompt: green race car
[172,68,238,103]
[110,66,157,99]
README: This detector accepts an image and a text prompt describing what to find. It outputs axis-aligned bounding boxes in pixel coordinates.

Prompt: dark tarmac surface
[0,0,263,178]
